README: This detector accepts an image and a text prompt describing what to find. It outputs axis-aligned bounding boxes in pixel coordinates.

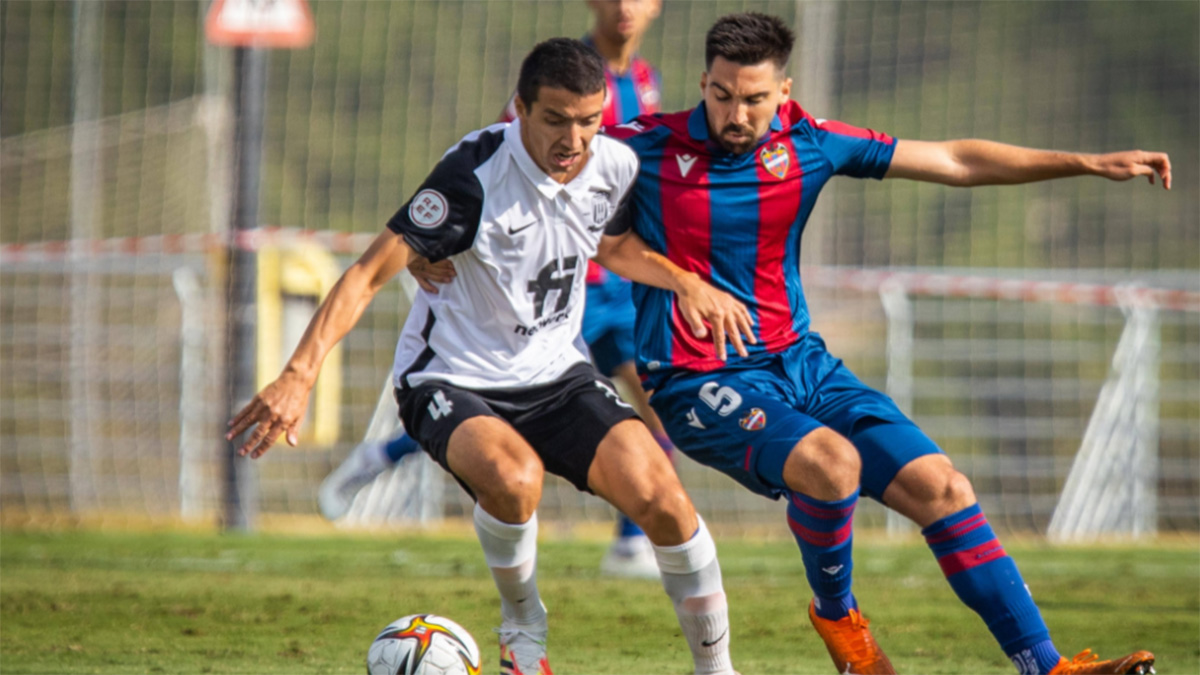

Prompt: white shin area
[653,517,734,675]
[473,503,545,626]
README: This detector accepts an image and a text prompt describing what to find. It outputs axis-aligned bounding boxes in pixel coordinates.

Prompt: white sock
[473,504,545,625]
[362,441,392,471]
[653,517,734,675]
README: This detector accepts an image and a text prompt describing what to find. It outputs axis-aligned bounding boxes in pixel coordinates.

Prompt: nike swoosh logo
[587,224,604,233]
[507,220,537,235]
[701,628,727,648]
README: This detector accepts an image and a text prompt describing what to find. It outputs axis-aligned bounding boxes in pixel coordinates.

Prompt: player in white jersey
[227,39,752,675]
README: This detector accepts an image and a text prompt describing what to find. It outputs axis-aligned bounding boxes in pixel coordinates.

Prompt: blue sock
[617,514,644,538]
[787,488,859,621]
[383,432,421,463]
[923,504,1060,674]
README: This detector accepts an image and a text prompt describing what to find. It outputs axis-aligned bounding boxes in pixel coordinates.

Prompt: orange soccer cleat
[1048,649,1155,674]
[807,600,897,675]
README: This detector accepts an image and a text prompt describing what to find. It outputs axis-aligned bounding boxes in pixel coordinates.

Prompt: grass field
[1,527,1196,675]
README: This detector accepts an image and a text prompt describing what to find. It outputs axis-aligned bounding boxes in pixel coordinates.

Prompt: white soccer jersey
[388,120,639,390]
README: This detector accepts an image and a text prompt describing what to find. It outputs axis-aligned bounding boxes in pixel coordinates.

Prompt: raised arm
[226,230,415,458]
[596,230,756,360]
[886,139,1171,190]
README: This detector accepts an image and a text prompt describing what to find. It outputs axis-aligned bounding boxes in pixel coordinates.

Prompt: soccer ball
[367,614,483,675]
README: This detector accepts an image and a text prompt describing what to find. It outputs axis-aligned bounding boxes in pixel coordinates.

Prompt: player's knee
[783,428,860,501]
[938,468,976,512]
[473,453,543,521]
[901,460,975,513]
[630,484,695,544]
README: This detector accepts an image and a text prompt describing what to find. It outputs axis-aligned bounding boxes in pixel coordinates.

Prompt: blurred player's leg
[318,433,420,520]
[318,376,423,521]
[588,419,736,675]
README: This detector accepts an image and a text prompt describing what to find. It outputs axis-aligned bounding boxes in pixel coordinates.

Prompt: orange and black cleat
[807,600,897,675]
[1048,649,1155,674]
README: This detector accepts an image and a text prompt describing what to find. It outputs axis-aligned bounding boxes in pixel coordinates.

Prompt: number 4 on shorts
[428,390,454,420]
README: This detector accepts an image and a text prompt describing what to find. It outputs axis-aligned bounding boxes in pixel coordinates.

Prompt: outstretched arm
[596,230,757,360]
[226,230,415,458]
[886,139,1171,190]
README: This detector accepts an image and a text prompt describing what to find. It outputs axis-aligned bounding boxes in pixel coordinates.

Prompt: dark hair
[705,12,795,71]
[516,38,606,108]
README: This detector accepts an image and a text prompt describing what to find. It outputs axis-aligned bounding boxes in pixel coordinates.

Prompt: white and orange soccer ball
[367,614,482,675]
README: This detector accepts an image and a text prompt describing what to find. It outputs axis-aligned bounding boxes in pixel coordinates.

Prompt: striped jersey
[605,100,897,387]
[387,120,639,390]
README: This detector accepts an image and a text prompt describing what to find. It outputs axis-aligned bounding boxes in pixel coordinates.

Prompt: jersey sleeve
[811,118,897,179]
[605,185,635,236]
[601,141,641,236]
[386,151,484,262]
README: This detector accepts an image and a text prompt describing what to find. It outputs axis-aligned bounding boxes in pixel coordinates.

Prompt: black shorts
[396,362,640,494]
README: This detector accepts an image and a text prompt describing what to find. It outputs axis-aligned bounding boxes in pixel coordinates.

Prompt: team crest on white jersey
[410,189,448,228]
[591,191,611,229]
[759,143,790,180]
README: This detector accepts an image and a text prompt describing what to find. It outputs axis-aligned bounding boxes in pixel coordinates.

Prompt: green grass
[1,528,1196,674]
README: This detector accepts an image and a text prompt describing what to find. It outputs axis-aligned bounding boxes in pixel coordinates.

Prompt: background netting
[2,0,1196,535]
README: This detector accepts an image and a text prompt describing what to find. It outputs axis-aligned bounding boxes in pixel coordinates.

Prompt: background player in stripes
[231,38,751,675]
[320,0,676,580]
[603,12,1168,675]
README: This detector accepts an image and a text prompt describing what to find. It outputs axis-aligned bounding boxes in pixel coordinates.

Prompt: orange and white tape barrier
[2,228,1196,312]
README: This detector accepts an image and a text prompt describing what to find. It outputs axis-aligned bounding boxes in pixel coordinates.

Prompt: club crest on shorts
[739,407,767,431]
[409,189,448,228]
[759,142,790,179]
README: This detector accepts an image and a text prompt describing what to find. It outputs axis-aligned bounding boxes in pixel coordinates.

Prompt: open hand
[1095,150,1171,190]
[676,276,757,360]
[225,373,313,459]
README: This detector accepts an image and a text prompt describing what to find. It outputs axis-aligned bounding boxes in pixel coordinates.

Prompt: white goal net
[2,0,1196,537]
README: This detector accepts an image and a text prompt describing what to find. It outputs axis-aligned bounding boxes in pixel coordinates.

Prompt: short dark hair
[705,12,795,71]
[516,38,606,108]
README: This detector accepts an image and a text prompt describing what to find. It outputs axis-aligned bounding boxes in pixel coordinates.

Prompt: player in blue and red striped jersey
[605,12,1168,675]
[320,0,676,579]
